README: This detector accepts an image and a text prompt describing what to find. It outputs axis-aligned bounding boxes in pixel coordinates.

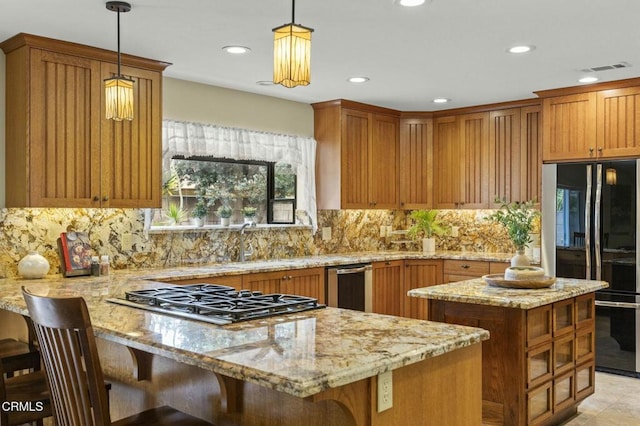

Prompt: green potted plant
[242,206,257,223]
[191,199,209,227]
[217,205,233,226]
[165,203,185,226]
[487,198,540,266]
[407,210,448,253]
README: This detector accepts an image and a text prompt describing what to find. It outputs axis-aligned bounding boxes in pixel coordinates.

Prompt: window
[154,157,296,226]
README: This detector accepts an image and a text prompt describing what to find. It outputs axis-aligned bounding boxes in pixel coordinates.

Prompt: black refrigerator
[541,159,640,377]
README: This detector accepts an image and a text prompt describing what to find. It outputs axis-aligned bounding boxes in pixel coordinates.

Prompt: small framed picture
[271,199,295,224]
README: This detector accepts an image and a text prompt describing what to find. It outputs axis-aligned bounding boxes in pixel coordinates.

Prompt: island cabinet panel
[596,86,640,158]
[399,118,433,209]
[403,259,443,319]
[542,93,597,161]
[489,105,542,207]
[0,33,168,208]
[242,267,326,303]
[429,292,597,426]
[372,260,404,316]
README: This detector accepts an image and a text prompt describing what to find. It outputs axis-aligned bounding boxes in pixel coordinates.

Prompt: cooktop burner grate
[107,283,325,325]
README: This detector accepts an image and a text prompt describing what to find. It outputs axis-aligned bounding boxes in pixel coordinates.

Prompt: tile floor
[562,372,640,425]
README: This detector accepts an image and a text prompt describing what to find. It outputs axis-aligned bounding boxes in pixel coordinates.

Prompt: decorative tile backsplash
[0,208,520,278]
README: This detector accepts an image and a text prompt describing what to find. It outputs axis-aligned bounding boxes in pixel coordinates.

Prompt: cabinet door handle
[102,196,109,202]
[598,147,603,153]
[589,148,594,155]
[461,264,470,269]
[93,196,100,202]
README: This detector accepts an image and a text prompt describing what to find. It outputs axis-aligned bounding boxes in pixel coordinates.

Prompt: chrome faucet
[238,221,256,262]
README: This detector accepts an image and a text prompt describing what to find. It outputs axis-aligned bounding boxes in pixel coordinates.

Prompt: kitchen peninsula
[409,277,608,426]
[0,268,488,426]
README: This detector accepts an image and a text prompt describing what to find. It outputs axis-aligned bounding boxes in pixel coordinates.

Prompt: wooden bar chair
[0,355,51,426]
[22,287,214,426]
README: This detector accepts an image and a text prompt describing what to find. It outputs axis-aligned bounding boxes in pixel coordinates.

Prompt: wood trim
[311,99,401,116]
[535,76,640,98]
[430,98,542,118]
[0,32,171,71]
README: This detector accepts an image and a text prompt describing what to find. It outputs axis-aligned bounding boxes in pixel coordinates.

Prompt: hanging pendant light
[105,1,134,121]
[273,0,314,88]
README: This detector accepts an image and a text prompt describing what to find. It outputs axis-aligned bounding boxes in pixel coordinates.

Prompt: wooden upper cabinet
[101,63,162,208]
[27,49,102,207]
[434,113,489,209]
[340,108,370,208]
[597,87,640,158]
[369,114,399,209]
[489,105,542,206]
[542,93,597,161]
[0,33,169,208]
[313,100,400,209]
[399,118,433,209]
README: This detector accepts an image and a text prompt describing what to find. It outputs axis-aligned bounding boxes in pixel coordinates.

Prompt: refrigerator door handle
[585,164,592,280]
[595,164,602,281]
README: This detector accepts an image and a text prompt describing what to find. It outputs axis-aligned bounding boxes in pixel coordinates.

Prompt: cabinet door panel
[340,109,370,208]
[399,118,433,209]
[404,260,443,319]
[434,116,460,208]
[30,49,101,207]
[460,113,490,208]
[282,267,325,303]
[372,261,404,316]
[242,271,283,294]
[101,63,162,208]
[490,109,521,205]
[542,93,597,161]
[521,106,542,204]
[369,114,399,208]
[597,87,640,158]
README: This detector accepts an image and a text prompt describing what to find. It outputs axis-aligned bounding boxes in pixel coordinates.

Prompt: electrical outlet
[386,225,393,236]
[322,227,332,241]
[380,226,387,237]
[451,226,459,237]
[121,234,134,251]
[377,370,393,412]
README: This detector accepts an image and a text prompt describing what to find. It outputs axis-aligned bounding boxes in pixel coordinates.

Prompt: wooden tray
[482,274,556,289]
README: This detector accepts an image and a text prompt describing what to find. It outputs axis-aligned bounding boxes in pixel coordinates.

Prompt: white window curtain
[161,119,318,232]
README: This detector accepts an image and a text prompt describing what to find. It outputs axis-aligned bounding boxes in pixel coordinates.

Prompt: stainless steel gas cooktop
[107,284,325,325]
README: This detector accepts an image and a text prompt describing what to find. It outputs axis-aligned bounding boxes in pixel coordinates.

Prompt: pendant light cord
[291,0,295,24]
[116,8,122,77]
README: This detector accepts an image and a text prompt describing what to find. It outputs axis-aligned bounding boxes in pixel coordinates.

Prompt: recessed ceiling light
[256,80,275,86]
[348,76,370,83]
[397,0,426,6]
[578,76,599,83]
[433,98,450,104]
[507,45,535,54]
[222,46,251,54]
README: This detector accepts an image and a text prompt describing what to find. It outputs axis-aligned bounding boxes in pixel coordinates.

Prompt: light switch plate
[322,227,332,241]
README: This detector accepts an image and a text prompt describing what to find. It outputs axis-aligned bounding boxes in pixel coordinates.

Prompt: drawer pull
[461,264,470,269]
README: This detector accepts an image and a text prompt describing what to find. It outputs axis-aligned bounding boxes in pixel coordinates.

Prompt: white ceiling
[2,0,640,111]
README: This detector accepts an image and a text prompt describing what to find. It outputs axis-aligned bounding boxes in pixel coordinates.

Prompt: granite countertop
[409,277,608,309]
[0,271,489,398]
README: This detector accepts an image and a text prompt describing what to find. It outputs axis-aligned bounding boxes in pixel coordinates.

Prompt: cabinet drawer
[553,299,575,336]
[575,361,595,402]
[553,371,575,413]
[527,343,552,389]
[489,261,510,275]
[527,382,553,425]
[527,305,552,348]
[443,260,489,277]
[575,328,595,364]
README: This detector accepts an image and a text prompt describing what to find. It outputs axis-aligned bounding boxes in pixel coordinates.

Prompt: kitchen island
[409,277,608,426]
[0,272,488,425]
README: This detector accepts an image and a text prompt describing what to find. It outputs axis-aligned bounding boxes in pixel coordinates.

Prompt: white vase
[422,237,436,253]
[18,251,50,279]
[192,217,204,227]
[220,217,230,226]
[511,248,530,267]
[244,216,255,224]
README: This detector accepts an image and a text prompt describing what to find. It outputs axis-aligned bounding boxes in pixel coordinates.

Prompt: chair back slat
[22,287,111,426]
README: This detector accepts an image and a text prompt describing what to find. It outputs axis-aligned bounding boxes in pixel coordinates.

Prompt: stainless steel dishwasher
[326,264,373,312]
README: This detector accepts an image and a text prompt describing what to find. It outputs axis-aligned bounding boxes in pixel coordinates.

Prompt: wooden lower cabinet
[373,259,443,318]
[161,275,243,289]
[403,259,443,319]
[242,267,326,303]
[372,260,404,316]
[430,293,596,425]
